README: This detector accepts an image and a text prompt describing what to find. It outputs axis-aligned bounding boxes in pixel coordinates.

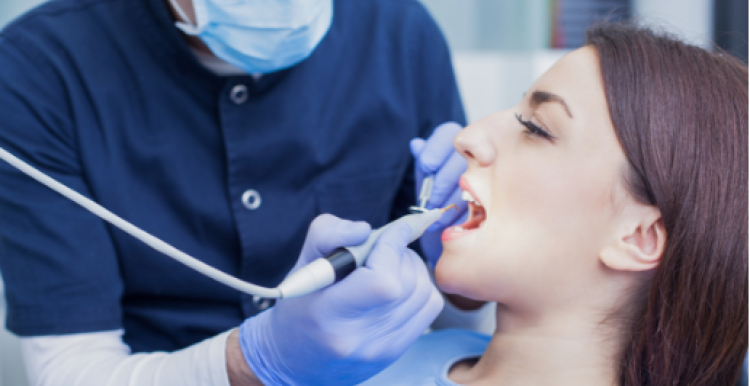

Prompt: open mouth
[443,177,487,241]
[459,190,486,231]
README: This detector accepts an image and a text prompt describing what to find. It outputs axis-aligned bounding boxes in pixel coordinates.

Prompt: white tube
[346,209,444,266]
[0,147,282,299]
[277,258,336,298]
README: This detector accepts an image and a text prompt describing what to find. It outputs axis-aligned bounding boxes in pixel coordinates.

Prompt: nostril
[463,150,474,158]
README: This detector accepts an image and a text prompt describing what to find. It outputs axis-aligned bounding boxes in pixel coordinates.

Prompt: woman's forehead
[530,47,605,111]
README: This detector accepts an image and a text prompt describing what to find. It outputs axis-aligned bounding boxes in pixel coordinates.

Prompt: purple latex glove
[411,122,469,268]
[239,214,444,386]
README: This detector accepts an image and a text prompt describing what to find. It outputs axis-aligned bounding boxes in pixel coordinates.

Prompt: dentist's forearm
[226,329,264,386]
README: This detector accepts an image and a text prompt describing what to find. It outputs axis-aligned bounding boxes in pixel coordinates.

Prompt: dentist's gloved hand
[239,214,444,386]
[411,122,468,268]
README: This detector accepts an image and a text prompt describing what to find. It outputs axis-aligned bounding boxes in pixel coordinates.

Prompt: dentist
[0,0,470,385]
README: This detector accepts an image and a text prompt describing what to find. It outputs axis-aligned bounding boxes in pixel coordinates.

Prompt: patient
[360,23,747,386]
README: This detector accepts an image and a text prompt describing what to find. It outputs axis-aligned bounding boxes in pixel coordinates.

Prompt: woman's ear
[600,206,666,272]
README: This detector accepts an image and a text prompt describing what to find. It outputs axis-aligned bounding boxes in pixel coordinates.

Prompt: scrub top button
[230,84,248,104]
[241,189,261,210]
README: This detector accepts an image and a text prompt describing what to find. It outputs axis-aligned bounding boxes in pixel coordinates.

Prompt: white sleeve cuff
[20,329,233,386]
[155,328,233,386]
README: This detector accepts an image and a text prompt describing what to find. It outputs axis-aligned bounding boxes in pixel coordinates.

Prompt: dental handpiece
[0,145,449,300]
[275,208,449,298]
[409,175,434,213]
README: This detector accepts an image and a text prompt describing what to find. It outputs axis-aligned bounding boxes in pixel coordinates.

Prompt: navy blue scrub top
[0,0,465,353]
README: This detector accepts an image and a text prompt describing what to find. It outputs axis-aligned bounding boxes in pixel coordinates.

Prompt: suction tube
[0,146,447,299]
[0,147,284,298]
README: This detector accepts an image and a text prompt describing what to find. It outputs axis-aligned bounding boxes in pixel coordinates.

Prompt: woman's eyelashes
[515,113,557,141]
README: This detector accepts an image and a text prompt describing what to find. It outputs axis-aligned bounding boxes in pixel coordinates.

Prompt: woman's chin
[434,253,470,296]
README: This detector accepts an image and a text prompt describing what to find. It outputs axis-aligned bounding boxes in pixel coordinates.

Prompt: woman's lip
[444,175,483,243]
[459,176,482,206]
[442,226,478,242]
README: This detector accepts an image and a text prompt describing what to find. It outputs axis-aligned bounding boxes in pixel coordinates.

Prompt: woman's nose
[454,125,495,167]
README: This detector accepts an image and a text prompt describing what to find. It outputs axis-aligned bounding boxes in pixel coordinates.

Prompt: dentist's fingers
[333,223,413,310]
[410,138,426,184]
[387,252,443,330]
[416,122,463,174]
[364,222,412,272]
[359,252,443,359]
[362,287,444,360]
[427,151,467,209]
[409,138,427,159]
[301,214,371,264]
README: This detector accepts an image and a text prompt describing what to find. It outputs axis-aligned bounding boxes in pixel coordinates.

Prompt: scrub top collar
[137,0,292,91]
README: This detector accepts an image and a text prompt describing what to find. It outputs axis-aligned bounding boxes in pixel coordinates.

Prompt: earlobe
[600,210,666,272]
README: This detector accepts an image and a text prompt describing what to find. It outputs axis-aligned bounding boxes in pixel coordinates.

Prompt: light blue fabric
[358,329,490,386]
[172,0,333,74]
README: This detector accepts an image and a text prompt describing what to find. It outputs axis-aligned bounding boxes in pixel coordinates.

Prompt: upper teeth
[462,190,480,205]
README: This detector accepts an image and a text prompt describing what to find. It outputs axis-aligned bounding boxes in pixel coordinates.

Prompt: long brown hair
[586,24,748,385]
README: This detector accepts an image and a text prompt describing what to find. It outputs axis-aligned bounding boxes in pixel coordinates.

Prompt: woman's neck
[449,303,621,386]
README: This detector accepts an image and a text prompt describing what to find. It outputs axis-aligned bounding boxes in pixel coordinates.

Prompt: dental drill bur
[276,205,457,298]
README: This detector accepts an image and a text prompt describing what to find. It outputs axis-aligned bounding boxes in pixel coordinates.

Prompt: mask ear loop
[167,0,202,35]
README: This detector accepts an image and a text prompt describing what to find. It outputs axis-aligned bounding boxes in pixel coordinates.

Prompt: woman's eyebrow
[530,90,573,118]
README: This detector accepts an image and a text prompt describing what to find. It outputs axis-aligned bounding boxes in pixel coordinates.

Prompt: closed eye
[515,114,557,141]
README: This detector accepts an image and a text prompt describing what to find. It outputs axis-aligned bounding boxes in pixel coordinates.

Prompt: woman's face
[436,47,631,310]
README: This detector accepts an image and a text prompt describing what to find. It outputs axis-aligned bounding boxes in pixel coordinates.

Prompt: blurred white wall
[0,0,46,28]
[419,0,558,123]
[633,0,714,49]
[452,50,569,124]
[419,0,715,123]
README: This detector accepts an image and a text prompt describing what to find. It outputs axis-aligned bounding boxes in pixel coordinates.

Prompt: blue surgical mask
[168,0,333,74]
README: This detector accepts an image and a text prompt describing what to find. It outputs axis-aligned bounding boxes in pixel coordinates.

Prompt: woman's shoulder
[357,329,490,386]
